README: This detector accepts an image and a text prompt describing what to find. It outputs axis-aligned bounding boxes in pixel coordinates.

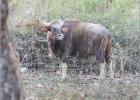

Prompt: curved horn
[40,19,51,27]
[60,15,64,21]
[40,17,51,27]
[42,21,51,26]
[40,20,51,32]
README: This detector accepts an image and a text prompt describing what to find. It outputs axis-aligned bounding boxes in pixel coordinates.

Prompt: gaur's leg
[61,40,71,81]
[47,32,54,59]
[105,40,114,79]
[60,62,68,81]
[99,62,106,80]
[98,39,109,80]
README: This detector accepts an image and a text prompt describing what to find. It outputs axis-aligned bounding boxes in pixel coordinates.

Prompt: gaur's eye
[52,27,57,32]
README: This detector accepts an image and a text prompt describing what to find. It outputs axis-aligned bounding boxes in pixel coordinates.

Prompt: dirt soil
[20,70,140,100]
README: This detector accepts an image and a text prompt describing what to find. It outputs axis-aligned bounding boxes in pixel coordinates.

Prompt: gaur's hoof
[99,76,105,80]
[61,77,67,82]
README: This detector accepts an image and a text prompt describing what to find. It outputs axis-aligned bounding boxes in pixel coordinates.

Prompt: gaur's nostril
[58,34,62,37]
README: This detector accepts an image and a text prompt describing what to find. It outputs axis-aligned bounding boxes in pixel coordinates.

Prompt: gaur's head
[41,19,71,40]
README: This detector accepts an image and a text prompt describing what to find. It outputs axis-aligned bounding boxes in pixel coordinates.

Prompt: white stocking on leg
[99,63,106,80]
[60,63,68,81]
[109,61,114,79]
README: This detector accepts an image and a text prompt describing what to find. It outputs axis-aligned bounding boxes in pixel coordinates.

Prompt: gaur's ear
[61,26,69,33]
[46,25,51,31]
[61,23,71,33]
[41,21,52,31]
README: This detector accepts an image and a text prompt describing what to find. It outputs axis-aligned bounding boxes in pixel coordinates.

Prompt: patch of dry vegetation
[7,0,140,99]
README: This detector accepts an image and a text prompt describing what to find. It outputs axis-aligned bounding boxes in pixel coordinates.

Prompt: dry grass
[8,0,139,99]
[20,70,140,100]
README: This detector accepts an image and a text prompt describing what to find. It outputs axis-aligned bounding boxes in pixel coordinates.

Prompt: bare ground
[20,69,140,100]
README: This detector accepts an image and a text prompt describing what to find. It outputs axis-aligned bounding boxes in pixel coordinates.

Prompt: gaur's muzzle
[56,34,64,40]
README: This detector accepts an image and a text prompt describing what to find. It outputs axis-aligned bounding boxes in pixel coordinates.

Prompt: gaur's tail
[99,37,111,63]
